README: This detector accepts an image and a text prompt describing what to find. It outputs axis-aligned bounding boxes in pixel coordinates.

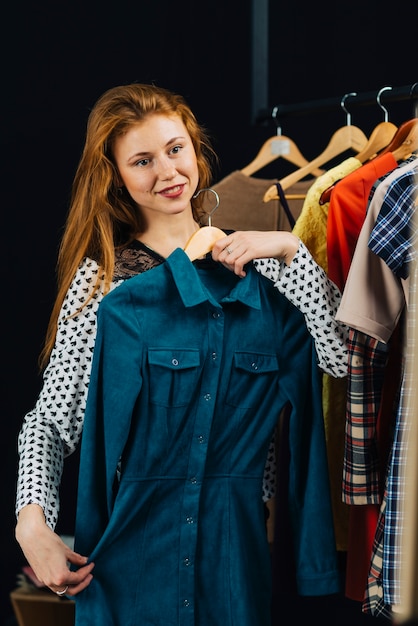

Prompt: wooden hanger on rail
[240,107,324,177]
[319,121,418,206]
[353,121,398,163]
[376,85,418,160]
[184,189,227,261]
[353,87,398,163]
[380,117,418,161]
[263,92,369,202]
[318,87,398,205]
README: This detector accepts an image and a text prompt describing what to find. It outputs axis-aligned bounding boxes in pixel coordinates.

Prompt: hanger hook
[193,188,220,226]
[340,92,357,126]
[272,106,282,136]
[376,86,392,122]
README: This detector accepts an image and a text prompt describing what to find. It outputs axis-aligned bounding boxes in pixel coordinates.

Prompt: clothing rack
[256,83,418,126]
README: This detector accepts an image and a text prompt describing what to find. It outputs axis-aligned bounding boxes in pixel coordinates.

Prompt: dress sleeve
[253,241,349,378]
[15,258,116,529]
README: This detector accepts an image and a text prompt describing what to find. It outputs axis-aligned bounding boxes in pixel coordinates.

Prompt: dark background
[2,0,417,623]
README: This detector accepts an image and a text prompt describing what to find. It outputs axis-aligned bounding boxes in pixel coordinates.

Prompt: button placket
[178,303,224,623]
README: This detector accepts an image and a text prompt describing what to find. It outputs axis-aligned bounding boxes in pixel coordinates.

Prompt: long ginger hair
[40,83,217,369]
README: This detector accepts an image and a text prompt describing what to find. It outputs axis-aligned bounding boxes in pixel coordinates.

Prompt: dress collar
[165,248,262,311]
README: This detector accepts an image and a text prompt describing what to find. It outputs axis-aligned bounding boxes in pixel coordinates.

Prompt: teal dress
[74,249,339,625]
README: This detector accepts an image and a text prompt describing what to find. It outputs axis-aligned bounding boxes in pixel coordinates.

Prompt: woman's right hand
[212,230,300,277]
[15,503,94,597]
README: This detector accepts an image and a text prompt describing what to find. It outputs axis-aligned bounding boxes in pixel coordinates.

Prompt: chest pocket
[148,348,201,407]
[226,351,279,409]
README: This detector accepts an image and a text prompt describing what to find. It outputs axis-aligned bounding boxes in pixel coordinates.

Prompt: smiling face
[113,113,200,224]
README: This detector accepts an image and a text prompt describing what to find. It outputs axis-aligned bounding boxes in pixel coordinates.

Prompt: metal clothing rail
[256,83,418,125]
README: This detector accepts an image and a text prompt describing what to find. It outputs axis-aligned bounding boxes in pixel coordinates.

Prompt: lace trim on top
[113,240,165,280]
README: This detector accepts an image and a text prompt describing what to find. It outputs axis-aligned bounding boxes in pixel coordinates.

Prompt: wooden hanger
[240,134,324,177]
[184,227,226,261]
[380,118,418,161]
[318,88,399,205]
[240,107,324,178]
[354,121,398,163]
[263,125,368,201]
[352,88,398,163]
[318,121,398,205]
[263,92,369,202]
[184,188,227,261]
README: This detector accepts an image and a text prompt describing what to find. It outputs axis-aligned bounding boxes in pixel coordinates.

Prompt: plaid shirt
[363,159,418,617]
[342,328,390,505]
[368,161,418,279]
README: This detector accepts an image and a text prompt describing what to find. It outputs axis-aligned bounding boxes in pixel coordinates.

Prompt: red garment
[326,152,397,291]
[326,152,399,601]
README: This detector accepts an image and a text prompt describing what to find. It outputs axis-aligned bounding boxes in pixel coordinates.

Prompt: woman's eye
[170,145,182,155]
[135,158,150,167]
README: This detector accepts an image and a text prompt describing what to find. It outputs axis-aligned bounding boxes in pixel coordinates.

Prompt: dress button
[203,393,211,401]
[186,516,194,524]
[197,435,205,443]
[172,358,179,366]
[190,476,197,484]
[183,557,191,566]
[183,599,190,607]
[251,362,258,370]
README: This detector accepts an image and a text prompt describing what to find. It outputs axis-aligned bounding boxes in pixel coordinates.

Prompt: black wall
[3,0,416,623]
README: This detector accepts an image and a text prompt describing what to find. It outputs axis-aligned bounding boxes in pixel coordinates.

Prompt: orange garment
[326,152,398,291]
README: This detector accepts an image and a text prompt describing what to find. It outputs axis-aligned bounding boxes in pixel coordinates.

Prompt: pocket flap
[233,352,278,374]
[148,348,201,370]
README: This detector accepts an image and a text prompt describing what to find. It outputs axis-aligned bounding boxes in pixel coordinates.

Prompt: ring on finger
[56,585,69,596]
[226,246,233,254]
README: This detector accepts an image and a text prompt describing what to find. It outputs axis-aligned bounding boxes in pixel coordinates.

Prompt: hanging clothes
[292,156,362,269]
[325,150,403,601]
[326,151,398,291]
[342,325,402,604]
[335,157,417,341]
[291,155,364,553]
[200,170,310,232]
[74,249,340,626]
[335,156,418,618]
[362,159,418,618]
[392,249,418,622]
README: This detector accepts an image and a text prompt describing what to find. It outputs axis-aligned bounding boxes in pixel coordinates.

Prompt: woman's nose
[158,157,176,180]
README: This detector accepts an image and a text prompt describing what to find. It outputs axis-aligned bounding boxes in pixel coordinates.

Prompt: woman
[15,83,349,624]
